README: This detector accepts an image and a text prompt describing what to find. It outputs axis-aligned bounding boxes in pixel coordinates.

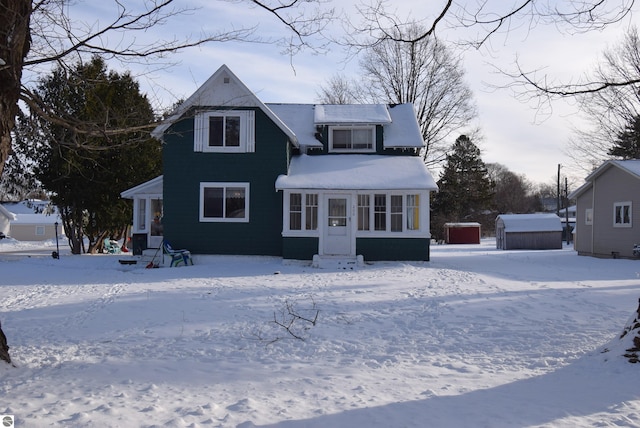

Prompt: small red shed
[444,222,481,244]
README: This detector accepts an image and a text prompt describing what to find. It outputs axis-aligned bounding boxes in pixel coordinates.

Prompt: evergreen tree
[608,115,640,159]
[13,57,161,254]
[431,135,494,240]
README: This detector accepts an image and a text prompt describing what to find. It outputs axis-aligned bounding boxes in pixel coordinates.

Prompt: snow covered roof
[275,154,438,190]
[266,103,424,149]
[11,213,60,225]
[497,214,562,232]
[569,160,640,199]
[121,175,163,199]
[384,104,424,148]
[314,104,392,125]
[266,104,322,148]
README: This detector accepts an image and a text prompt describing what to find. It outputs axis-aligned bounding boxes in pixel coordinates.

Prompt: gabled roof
[121,175,163,199]
[568,160,640,199]
[497,213,562,232]
[151,65,297,144]
[275,154,438,190]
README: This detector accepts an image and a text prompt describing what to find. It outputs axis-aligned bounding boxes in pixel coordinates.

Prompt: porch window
[305,194,318,230]
[286,192,318,231]
[374,194,386,231]
[138,199,147,231]
[406,195,420,230]
[290,193,302,230]
[360,193,422,233]
[194,110,255,153]
[358,195,370,231]
[200,182,249,222]
[613,201,632,227]
[329,126,375,152]
[390,195,403,232]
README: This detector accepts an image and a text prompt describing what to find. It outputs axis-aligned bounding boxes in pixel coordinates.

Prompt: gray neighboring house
[1,201,62,241]
[569,160,640,258]
[495,213,563,250]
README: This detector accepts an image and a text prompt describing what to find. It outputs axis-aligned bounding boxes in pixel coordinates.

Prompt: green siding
[282,237,319,260]
[356,238,431,261]
[162,108,288,255]
[282,237,431,261]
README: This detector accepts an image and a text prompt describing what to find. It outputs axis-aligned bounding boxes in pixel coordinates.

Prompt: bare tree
[486,163,535,214]
[0,0,334,177]
[316,74,360,104]
[565,26,640,175]
[349,1,635,102]
[319,23,478,168]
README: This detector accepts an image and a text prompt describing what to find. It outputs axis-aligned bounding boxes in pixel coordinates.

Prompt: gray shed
[495,214,563,250]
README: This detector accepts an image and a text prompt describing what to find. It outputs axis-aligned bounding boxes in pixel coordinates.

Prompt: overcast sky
[72,1,636,187]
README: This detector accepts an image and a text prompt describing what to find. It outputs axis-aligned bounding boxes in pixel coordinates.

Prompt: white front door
[323,195,353,256]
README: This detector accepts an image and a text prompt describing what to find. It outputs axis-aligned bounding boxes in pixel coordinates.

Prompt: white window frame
[194,110,255,153]
[357,192,423,234]
[283,191,319,235]
[613,201,632,228]
[328,126,376,153]
[199,182,250,223]
[35,225,45,236]
[585,208,593,226]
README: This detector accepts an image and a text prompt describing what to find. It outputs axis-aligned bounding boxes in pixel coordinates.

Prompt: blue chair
[163,241,193,267]
[104,238,121,254]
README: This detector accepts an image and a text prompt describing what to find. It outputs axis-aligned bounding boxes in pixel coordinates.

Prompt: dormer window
[329,126,375,152]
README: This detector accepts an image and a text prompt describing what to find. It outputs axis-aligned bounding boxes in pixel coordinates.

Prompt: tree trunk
[0,0,32,177]
[0,321,11,365]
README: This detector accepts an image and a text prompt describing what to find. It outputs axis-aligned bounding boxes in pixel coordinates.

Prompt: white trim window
[194,110,255,153]
[200,182,250,222]
[329,126,375,152]
[285,192,318,232]
[359,193,422,233]
[35,225,45,236]
[613,201,632,228]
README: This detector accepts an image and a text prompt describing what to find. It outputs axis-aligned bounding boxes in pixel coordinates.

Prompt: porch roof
[275,154,438,191]
[120,175,163,199]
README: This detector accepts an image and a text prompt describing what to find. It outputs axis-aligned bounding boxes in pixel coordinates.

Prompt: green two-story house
[122,65,438,261]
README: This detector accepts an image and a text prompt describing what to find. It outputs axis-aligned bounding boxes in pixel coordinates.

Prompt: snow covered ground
[1,238,640,427]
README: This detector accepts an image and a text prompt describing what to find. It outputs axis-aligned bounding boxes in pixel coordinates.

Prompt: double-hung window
[329,126,375,152]
[613,201,632,227]
[200,182,249,222]
[194,110,255,153]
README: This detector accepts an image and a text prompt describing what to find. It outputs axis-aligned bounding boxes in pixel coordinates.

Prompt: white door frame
[320,193,355,256]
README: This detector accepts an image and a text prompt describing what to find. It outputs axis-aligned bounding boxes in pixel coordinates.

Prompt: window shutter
[194,112,205,152]
[246,110,255,153]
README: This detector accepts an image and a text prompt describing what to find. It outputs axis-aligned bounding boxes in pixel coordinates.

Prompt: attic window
[223,77,230,84]
[194,110,255,153]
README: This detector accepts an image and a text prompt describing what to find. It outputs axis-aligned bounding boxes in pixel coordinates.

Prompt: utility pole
[565,177,571,245]
[556,164,561,216]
